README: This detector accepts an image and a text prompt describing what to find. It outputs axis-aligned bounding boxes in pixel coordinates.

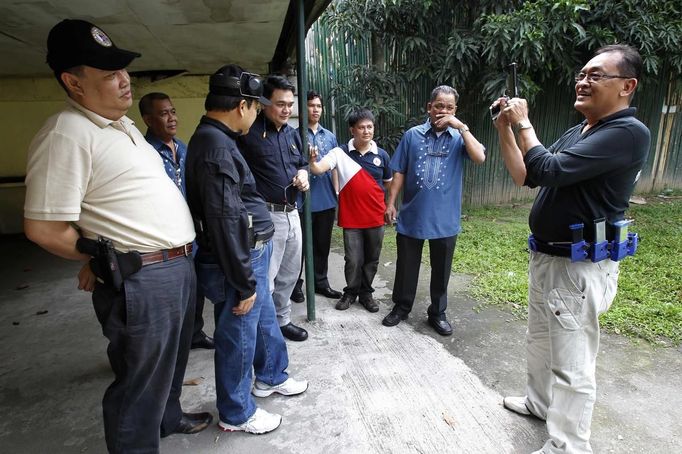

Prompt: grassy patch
[329,197,681,345]
[451,198,682,346]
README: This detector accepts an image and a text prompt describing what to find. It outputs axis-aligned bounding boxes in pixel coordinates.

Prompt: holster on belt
[77,237,142,291]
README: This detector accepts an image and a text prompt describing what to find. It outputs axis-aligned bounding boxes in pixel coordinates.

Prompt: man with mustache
[139,92,214,351]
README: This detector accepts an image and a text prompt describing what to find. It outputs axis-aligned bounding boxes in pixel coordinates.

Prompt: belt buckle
[182,243,191,256]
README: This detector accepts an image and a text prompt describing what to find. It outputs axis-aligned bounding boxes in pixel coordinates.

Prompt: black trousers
[192,280,206,342]
[297,207,336,289]
[391,233,457,320]
[343,226,384,296]
[92,256,195,453]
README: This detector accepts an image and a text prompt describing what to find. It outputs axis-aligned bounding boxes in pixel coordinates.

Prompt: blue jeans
[197,241,289,425]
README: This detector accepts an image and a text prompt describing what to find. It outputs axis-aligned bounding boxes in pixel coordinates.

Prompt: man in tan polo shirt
[24,19,211,452]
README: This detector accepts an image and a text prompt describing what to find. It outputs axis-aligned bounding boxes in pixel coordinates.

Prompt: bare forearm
[498,126,527,186]
[387,172,404,207]
[461,131,486,164]
[517,126,541,155]
[23,219,90,261]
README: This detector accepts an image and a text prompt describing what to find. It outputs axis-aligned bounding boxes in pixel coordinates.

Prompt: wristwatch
[515,120,533,132]
[458,125,469,134]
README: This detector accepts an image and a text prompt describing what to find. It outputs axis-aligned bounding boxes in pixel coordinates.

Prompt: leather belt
[532,239,572,258]
[252,231,274,249]
[140,243,193,266]
[265,202,297,213]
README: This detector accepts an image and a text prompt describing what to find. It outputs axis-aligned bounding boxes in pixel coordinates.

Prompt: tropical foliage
[320,0,682,148]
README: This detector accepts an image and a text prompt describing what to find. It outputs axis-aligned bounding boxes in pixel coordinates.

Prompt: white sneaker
[218,408,281,434]
[503,396,532,416]
[252,377,309,397]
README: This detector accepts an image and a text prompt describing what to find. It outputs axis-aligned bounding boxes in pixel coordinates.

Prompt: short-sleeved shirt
[24,98,195,252]
[390,120,469,239]
[237,113,308,207]
[526,107,650,243]
[145,132,187,197]
[321,139,391,229]
[305,125,338,212]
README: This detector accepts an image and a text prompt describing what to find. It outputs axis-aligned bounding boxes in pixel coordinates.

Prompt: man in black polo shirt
[185,65,308,434]
[237,76,310,342]
[493,44,650,453]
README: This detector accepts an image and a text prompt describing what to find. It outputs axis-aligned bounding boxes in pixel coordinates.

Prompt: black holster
[77,237,142,291]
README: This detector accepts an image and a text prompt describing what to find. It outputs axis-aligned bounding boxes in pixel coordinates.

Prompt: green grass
[451,198,682,346]
[328,196,682,345]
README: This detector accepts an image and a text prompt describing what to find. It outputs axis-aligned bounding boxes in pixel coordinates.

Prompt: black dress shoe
[162,412,213,437]
[382,310,408,327]
[280,322,308,341]
[290,285,305,303]
[191,332,215,350]
[315,286,342,299]
[428,317,453,336]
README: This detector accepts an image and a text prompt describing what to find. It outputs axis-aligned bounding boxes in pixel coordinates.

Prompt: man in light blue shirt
[383,85,486,336]
[140,92,214,350]
[292,90,343,302]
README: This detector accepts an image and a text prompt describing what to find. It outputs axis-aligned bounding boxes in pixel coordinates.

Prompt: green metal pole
[296,0,315,321]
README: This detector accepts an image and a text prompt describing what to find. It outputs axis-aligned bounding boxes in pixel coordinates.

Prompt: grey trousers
[525,251,619,453]
[268,210,302,326]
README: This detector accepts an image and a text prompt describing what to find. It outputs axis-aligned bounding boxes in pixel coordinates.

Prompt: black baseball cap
[47,19,141,74]
[209,68,271,106]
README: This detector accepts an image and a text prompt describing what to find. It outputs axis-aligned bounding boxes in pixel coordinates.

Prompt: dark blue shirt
[237,113,308,206]
[145,131,187,197]
[305,124,338,212]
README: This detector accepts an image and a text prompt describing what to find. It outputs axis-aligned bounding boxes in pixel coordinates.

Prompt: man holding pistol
[493,44,650,453]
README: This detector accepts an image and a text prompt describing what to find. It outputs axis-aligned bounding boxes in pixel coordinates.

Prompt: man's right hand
[77,262,96,292]
[233,293,256,316]
[385,204,397,225]
[308,145,319,163]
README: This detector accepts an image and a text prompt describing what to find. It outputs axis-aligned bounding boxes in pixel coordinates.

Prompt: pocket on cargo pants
[547,287,586,369]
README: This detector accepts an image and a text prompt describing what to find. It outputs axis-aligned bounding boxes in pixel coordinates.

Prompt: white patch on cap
[91,27,112,47]
[373,157,381,167]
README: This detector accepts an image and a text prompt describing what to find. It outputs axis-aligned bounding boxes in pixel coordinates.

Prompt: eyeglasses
[574,72,632,83]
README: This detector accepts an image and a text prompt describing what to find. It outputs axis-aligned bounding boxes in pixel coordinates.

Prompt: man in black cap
[185,64,308,435]
[24,19,211,453]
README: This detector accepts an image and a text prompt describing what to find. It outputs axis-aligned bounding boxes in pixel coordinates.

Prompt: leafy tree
[318,0,682,149]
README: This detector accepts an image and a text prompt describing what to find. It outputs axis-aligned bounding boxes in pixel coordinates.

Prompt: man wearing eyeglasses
[238,76,310,342]
[492,44,650,453]
[383,86,486,336]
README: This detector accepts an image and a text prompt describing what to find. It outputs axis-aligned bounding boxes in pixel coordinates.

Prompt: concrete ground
[0,232,680,453]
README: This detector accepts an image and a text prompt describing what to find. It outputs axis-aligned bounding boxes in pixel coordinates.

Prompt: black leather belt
[251,231,274,249]
[532,239,572,257]
[265,202,297,213]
